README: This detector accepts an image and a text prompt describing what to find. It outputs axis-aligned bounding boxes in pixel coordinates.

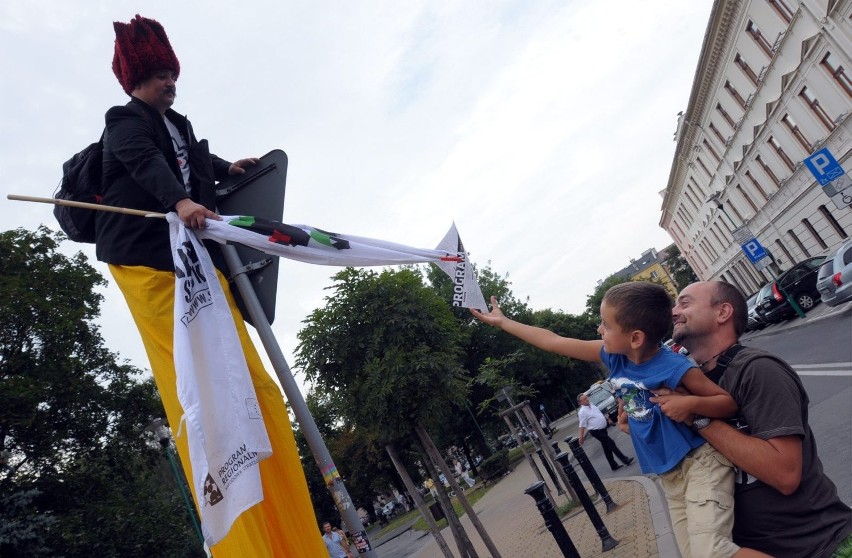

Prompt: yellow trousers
[110,264,326,557]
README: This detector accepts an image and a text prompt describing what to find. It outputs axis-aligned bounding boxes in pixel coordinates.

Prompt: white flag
[434,223,488,311]
[196,215,486,309]
[168,213,271,547]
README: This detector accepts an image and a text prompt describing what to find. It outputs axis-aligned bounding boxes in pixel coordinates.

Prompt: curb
[625,475,682,558]
[743,302,851,340]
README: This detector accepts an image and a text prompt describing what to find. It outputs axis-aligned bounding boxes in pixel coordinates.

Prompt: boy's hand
[617,409,630,434]
[651,390,695,423]
[470,295,506,328]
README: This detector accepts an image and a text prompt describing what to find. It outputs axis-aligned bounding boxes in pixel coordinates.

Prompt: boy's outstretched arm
[651,368,738,422]
[471,296,603,363]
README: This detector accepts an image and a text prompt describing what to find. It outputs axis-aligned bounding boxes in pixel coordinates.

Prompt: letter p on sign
[804,147,844,186]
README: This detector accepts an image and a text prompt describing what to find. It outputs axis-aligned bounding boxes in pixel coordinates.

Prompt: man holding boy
[655,281,852,558]
[471,282,762,558]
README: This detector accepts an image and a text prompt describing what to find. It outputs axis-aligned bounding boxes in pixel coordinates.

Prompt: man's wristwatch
[691,415,711,431]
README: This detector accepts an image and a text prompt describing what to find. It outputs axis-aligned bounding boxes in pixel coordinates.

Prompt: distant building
[660,0,851,296]
[602,247,679,297]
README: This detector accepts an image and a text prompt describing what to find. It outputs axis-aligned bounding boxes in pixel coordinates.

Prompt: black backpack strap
[704,344,746,384]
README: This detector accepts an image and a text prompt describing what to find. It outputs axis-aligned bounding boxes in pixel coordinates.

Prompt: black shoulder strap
[704,344,746,384]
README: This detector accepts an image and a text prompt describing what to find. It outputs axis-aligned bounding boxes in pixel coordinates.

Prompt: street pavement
[373,411,676,558]
[406,450,676,558]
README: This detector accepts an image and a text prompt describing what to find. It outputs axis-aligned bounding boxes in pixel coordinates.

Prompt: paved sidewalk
[410,454,679,558]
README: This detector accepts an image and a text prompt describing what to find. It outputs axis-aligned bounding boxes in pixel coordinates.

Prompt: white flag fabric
[434,223,488,311]
[168,213,272,547]
[196,215,487,309]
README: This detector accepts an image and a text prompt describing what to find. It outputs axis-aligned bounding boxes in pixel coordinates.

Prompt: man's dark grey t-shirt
[716,348,851,557]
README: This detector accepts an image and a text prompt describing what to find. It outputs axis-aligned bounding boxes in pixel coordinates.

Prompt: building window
[727,200,745,224]
[725,80,748,109]
[710,226,724,249]
[703,139,722,164]
[689,176,708,198]
[745,170,769,201]
[768,136,795,171]
[734,53,759,85]
[716,103,737,129]
[799,86,836,131]
[650,270,659,280]
[781,114,812,151]
[818,205,849,239]
[708,122,728,145]
[787,229,811,257]
[802,218,828,250]
[768,0,795,24]
[696,157,712,178]
[736,184,759,214]
[746,20,774,57]
[821,52,852,97]
[774,239,795,268]
[672,221,686,240]
[756,155,781,187]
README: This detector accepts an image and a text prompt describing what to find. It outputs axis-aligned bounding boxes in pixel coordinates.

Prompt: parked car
[584,381,619,424]
[754,256,826,323]
[745,289,767,331]
[664,338,690,355]
[816,239,852,307]
[382,501,402,520]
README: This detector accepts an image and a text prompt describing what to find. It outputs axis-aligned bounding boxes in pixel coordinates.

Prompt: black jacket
[95,97,231,271]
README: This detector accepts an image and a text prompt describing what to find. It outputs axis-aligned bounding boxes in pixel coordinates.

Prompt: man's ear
[717,302,735,324]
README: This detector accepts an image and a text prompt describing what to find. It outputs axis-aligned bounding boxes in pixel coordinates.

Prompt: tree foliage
[0,227,203,557]
[584,273,632,319]
[296,267,469,442]
[664,243,699,290]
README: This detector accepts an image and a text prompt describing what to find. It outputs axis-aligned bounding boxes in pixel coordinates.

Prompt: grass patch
[555,499,580,518]
[410,485,492,531]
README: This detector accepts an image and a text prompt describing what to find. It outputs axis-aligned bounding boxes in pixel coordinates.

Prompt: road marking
[792,362,852,376]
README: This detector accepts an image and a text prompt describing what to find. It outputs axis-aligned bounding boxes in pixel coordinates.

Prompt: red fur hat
[112,15,180,95]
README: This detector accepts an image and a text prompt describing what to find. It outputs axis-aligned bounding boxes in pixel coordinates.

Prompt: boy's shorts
[659,442,740,558]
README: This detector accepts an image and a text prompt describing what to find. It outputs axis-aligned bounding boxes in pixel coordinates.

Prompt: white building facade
[660,0,852,295]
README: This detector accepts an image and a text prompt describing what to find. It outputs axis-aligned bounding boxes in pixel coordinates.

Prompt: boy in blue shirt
[472,282,768,558]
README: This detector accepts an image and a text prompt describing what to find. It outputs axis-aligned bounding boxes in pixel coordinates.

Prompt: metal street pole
[222,245,376,557]
[710,196,806,318]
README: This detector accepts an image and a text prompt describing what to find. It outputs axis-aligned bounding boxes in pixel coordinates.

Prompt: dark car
[755,256,826,323]
[745,290,767,331]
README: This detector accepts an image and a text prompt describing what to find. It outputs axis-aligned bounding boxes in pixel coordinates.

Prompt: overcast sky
[0,0,713,396]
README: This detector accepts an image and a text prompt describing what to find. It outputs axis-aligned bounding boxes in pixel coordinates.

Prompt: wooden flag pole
[7,194,166,219]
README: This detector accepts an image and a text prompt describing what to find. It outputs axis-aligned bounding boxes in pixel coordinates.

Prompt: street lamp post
[706,192,806,318]
[146,419,205,547]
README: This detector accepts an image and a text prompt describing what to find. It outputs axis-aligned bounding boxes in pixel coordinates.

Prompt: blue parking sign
[742,239,767,264]
[804,148,845,185]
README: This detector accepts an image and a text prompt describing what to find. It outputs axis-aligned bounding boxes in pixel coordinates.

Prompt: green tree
[295,267,468,441]
[664,243,699,289]
[585,274,631,318]
[0,227,203,557]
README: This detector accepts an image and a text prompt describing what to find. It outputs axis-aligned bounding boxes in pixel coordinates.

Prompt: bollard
[565,436,619,513]
[555,452,619,552]
[551,440,562,455]
[536,447,565,495]
[524,481,580,558]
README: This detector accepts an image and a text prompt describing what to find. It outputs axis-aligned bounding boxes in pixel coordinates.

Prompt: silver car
[746,290,767,331]
[816,238,852,307]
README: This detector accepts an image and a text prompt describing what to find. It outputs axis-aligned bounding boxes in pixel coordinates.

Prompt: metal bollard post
[551,440,561,455]
[524,481,580,558]
[565,436,619,513]
[536,447,565,495]
[555,452,619,552]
